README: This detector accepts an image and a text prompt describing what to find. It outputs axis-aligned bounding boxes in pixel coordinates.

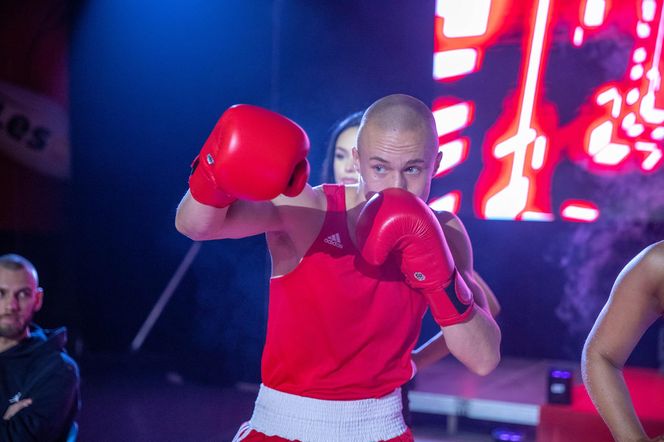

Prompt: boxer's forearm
[175,191,230,240]
[443,306,500,376]
[176,190,286,240]
[582,351,648,442]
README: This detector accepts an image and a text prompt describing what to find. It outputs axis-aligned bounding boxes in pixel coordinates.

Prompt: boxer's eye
[372,164,387,173]
[404,166,421,175]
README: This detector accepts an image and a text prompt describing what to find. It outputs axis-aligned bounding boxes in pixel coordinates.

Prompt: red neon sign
[431,0,664,222]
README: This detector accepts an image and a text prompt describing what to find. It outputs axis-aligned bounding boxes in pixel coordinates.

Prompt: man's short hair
[359,94,438,153]
[0,254,39,285]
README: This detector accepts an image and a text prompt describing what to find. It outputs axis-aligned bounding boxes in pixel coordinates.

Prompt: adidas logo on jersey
[323,233,343,249]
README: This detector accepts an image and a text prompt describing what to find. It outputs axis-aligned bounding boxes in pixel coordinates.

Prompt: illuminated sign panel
[432,0,664,221]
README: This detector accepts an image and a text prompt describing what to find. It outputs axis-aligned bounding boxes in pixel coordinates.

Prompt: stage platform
[409,356,664,440]
[72,353,662,441]
[409,356,578,426]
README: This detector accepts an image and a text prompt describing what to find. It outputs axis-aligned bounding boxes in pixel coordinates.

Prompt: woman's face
[333,126,360,185]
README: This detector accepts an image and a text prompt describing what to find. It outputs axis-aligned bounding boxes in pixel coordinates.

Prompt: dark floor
[76,353,252,442]
[75,353,531,442]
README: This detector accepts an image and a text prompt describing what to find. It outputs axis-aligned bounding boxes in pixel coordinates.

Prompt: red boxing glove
[189,104,310,207]
[356,188,474,326]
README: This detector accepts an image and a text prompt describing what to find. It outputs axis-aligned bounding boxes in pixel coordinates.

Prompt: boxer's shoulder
[434,211,468,239]
[633,241,664,274]
[432,210,474,270]
[267,185,327,270]
[613,242,664,309]
[639,241,664,301]
[434,210,459,225]
[272,184,326,211]
[645,240,664,261]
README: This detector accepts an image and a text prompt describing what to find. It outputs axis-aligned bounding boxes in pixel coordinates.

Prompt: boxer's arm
[412,270,500,372]
[582,243,664,442]
[176,184,318,241]
[176,191,280,241]
[437,213,501,376]
[175,104,312,241]
[473,271,501,317]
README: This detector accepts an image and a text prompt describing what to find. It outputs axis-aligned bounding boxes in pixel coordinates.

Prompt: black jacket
[0,325,80,442]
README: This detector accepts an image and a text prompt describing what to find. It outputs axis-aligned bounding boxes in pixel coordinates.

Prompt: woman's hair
[320,111,364,184]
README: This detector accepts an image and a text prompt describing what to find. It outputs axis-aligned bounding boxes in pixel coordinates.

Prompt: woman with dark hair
[320,111,364,185]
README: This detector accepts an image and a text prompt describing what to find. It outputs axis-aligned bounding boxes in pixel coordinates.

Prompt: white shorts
[239,384,407,442]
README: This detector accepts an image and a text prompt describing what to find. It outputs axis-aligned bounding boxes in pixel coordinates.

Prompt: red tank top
[262,184,428,400]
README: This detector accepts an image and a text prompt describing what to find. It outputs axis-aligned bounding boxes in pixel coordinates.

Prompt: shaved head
[358,94,437,155]
[352,94,442,201]
[0,254,39,286]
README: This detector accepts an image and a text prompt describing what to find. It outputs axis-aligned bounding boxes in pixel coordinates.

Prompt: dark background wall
[3,0,656,385]
[68,0,446,383]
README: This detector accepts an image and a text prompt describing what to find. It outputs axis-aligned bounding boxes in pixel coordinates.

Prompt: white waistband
[248,384,406,442]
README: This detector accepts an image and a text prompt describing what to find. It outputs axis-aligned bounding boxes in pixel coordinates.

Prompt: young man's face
[354,123,441,201]
[0,267,42,341]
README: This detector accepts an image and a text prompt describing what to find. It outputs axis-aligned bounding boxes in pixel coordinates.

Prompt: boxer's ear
[432,151,442,177]
[34,287,44,312]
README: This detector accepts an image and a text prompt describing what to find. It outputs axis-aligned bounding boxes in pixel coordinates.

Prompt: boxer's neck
[345,183,366,210]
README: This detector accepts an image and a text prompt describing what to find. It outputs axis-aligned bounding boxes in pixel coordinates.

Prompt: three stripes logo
[323,233,343,249]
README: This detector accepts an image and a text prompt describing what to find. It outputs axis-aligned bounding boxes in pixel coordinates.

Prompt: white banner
[0,80,70,180]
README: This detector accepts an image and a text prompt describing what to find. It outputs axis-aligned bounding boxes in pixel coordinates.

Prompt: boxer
[321,110,501,374]
[583,241,664,442]
[176,94,501,441]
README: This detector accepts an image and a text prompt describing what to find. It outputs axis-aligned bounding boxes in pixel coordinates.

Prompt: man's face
[354,123,441,201]
[0,268,42,341]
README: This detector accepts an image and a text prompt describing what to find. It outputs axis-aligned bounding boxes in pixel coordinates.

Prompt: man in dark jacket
[0,254,80,441]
